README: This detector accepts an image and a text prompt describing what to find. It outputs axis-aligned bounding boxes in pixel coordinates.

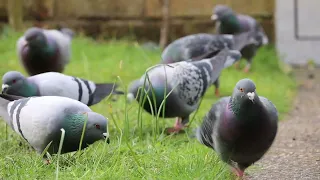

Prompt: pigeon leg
[166,117,188,134]
[234,61,241,69]
[213,78,220,97]
[215,88,220,97]
[243,62,251,73]
[231,166,244,178]
[43,158,51,165]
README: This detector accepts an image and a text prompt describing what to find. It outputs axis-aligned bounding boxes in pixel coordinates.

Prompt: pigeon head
[231,78,257,106]
[211,5,234,21]
[24,27,47,48]
[83,112,110,144]
[1,71,37,96]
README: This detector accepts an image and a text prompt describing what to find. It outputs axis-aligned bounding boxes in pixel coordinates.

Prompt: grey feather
[0,94,110,156]
[17,27,72,75]
[1,71,124,106]
[212,5,269,71]
[160,32,256,93]
[196,78,278,176]
[127,49,241,126]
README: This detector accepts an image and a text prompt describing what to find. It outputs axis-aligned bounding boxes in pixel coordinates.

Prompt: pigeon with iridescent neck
[17,27,73,76]
[211,5,269,73]
[127,49,242,134]
[196,78,278,178]
[160,32,258,97]
[0,94,109,162]
[1,71,124,106]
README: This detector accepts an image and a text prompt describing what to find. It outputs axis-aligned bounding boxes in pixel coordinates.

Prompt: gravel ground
[248,69,320,180]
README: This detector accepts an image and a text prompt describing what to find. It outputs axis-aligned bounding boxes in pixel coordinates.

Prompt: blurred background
[3,0,319,67]
[3,1,274,48]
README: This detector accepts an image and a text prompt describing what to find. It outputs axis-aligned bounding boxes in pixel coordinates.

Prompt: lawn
[0,28,296,180]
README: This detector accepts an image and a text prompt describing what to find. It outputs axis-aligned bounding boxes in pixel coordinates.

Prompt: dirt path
[249,69,320,180]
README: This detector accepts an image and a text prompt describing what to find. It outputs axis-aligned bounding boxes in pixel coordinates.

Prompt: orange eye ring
[239,88,244,92]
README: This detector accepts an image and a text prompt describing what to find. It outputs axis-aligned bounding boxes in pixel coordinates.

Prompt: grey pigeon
[59,28,75,39]
[161,32,258,97]
[127,49,242,134]
[0,94,109,159]
[17,27,73,76]
[211,4,269,73]
[196,78,278,177]
[1,71,124,106]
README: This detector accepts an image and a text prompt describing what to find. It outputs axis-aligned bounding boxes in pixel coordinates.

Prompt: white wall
[276,0,320,66]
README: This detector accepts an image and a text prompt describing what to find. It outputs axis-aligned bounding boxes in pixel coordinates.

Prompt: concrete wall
[276,0,320,66]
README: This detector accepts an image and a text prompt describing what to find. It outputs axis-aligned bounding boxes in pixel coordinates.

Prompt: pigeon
[0,93,109,159]
[211,4,269,73]
[1,71,124,106]
[16,27,73,76]
[127,49,242,134]
[196,78,278,177]
[58,28,75,39]
[160,32,258,97]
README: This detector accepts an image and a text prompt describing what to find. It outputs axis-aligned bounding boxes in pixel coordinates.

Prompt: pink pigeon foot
[166,117,187,134]
[243,64,251,73]
[243,67,250,73]
[230,166,244,178]
[215,88,220,97]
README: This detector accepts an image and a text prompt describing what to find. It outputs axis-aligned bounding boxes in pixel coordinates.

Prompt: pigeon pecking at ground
[196,78,278,178]
[1,71,124,106]
[0,94,110,163]
[211,4,269,73]
[16,27,73,76]
[160,32,258,97]
[127,49,242,134]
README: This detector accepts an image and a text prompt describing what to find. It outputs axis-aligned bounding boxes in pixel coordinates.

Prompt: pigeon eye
[12,79,16,83]
[95,124,101,129]
[239,88,244,92]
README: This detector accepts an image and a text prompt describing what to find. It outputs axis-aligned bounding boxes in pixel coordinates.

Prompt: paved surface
[248,69,320,180]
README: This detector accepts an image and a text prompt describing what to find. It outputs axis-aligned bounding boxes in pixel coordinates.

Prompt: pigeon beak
[211,14,218,21]
[247,92,255,102]
[102,132,110,144]
[1,84,9,94]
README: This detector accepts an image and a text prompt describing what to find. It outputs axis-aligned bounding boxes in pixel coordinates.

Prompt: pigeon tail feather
[91,83,124,105]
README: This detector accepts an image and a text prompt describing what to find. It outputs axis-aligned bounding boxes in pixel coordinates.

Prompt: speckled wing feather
[169,49,240,107]
[161,33,235,64]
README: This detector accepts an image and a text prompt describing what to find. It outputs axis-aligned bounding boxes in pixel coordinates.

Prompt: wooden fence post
[7,0,24,31]
[159,0,170,50]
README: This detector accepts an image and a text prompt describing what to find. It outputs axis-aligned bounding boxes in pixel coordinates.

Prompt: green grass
[0,29,296,180]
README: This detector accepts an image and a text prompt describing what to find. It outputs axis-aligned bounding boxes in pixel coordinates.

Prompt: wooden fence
[0,0,275,42]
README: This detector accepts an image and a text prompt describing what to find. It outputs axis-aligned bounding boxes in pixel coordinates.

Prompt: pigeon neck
[219,14,242,34]
[61,113,90,147]
[19,80,38,96]
[229,95,263,120]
